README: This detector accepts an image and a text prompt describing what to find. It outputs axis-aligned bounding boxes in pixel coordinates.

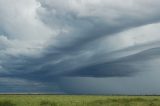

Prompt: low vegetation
[0,95,160,106]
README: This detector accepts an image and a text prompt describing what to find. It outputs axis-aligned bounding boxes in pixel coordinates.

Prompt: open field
[0,95,160,106]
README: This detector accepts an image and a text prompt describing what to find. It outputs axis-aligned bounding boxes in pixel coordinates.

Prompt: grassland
[0,95,160,106]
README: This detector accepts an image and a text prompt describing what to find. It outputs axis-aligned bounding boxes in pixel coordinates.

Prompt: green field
[0,95,160,106]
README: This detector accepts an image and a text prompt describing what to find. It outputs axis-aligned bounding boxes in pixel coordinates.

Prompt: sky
[0,0,160,95]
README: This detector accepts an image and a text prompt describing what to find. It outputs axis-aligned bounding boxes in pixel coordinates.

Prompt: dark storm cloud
[62,62,137,77]
[61,46,160,77]
[1,0,160,94]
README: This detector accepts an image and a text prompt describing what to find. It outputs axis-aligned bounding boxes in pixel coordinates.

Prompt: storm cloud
[1,0,160,94]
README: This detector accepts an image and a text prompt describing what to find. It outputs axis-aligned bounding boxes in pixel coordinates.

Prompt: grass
[0,95,160,106]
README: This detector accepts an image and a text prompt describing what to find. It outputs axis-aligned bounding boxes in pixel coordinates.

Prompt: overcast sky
[1,0,160,94]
